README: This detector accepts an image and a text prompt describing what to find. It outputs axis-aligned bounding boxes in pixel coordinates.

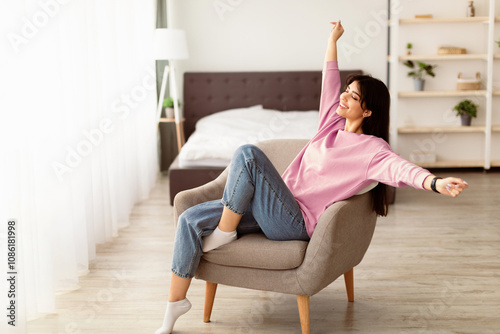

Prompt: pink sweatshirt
[281,61,432,237]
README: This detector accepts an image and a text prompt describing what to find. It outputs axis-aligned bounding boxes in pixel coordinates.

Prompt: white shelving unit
[398,126,487,134]
[398,90,488,97]
[399,54,489,60]
[397,16,490,23]
[388,0,499,169]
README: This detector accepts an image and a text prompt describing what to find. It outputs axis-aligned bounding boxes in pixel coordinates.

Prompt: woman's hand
[436,177,468,197]
[329,21,344,44]
[424,175,468,197]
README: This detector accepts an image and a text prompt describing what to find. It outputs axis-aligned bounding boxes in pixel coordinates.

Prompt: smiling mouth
[340,102,348,109]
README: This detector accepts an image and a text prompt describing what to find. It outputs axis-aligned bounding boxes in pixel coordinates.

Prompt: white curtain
[0,0,158,323]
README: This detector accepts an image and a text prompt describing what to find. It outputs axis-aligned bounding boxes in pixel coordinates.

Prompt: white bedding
[178,105,319,168]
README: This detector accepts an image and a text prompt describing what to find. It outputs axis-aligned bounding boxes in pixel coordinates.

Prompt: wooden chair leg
[296,295,310,334]
[344,268,354,302]
[203,282,218,323]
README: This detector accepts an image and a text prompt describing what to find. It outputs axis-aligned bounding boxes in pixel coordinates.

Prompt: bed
[168,69,363,204]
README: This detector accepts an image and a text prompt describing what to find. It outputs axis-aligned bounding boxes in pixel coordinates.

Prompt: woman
[155,21,468,334]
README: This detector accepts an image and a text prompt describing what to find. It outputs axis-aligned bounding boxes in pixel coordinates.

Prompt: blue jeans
[171,144,309,279]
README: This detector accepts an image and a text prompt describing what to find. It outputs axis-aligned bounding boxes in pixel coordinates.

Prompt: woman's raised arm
[324,20,344,63]
[318,21,345,128]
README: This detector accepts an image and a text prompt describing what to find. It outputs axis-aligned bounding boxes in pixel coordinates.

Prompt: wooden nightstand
[159,117,185,153]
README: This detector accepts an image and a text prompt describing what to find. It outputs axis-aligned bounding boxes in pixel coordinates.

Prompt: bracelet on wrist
[431,177,442,194]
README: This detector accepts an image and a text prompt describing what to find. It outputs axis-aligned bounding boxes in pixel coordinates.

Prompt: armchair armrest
[173,169,228,225]
[296,193,377,296]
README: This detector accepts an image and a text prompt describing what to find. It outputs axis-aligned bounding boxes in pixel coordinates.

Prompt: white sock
[202,227,237,252]
[155,298,192,334]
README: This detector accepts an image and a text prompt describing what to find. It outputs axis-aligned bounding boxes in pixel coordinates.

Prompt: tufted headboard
[183,69,362,139]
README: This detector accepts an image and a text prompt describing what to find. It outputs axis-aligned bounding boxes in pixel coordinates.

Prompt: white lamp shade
[154,28,189,60]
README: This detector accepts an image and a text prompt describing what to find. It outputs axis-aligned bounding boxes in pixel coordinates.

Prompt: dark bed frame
[168,69,363,204]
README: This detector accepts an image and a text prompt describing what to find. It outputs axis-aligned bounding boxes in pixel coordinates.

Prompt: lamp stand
[156,64,170,123]
[156,63,185,153]
[169,65,185,152]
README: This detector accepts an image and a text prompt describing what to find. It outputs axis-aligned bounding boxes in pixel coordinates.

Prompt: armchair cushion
[202,233,308,270]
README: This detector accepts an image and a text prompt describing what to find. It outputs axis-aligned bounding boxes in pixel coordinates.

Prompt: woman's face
[336,81,371,121]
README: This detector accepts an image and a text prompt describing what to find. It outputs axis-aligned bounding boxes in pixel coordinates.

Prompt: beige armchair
[173,139,378,334]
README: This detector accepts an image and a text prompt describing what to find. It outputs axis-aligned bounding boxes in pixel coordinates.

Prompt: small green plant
[406,42,413,55]
[496,39,500,47]
[163,97,180,108]
[403,60,437,79]
[453,99,478,118]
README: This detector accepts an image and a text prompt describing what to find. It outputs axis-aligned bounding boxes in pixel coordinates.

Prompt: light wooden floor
[28,172,500,334]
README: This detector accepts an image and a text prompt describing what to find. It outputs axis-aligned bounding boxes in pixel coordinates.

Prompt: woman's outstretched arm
[368,149,468,198]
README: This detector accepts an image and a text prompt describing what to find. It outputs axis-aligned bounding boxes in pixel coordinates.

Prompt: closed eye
[345,88,359,101]
[351,91,361,101]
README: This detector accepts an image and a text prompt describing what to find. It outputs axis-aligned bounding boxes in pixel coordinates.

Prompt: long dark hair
[345,74,391,217]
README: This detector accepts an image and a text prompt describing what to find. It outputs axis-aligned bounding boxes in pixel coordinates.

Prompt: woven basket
[457,72,481,90]
[409,150,436,163]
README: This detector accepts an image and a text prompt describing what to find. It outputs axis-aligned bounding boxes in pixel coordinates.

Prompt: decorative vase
[414,78,425,91]
[166,107,175,118]
[467,1,475,17]
[460,114,472,126]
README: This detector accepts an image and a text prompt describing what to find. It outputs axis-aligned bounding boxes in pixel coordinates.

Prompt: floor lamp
[154,28,189,153]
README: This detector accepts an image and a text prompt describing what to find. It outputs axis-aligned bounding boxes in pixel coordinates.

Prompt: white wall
[170,0,389,91]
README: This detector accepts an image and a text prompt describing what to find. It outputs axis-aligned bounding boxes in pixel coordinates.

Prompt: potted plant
[453,99,478,126]
[403,60,437,91]
[406,42,413,55]
[163,97,179,118]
